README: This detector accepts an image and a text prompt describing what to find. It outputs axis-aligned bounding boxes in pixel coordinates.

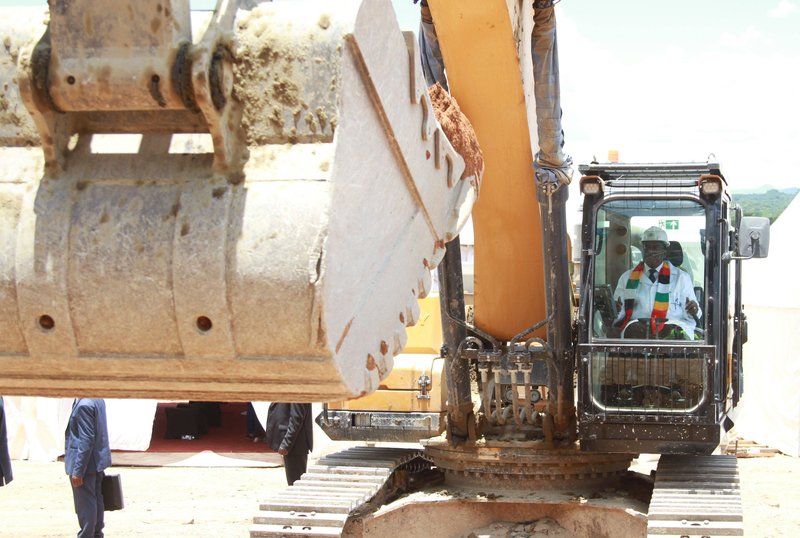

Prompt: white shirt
[613,261,701,338]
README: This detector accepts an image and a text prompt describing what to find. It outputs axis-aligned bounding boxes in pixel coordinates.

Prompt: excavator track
[647,455,743,537]
[250,446,434,537]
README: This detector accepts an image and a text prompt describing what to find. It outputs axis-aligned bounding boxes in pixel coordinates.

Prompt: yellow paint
[428,0,546,341]
[403,295,443,354]
[330,296,445,413]
[329,355,446,413]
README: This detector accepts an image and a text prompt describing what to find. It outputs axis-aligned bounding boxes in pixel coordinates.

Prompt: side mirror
[737,216,770,259]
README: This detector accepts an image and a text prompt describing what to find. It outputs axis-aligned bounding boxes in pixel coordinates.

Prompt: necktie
[648,268,657,283]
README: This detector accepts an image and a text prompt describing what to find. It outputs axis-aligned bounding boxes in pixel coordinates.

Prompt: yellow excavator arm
[429,0,547,342]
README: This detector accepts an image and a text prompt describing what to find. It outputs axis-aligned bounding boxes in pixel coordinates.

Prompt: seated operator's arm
[613,270,630,322]
[676,269,701,320]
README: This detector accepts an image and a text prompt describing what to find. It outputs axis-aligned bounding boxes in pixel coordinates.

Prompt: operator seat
[668,240,694,281]
[667,240,684,267]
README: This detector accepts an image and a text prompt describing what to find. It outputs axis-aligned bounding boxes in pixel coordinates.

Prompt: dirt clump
[428,82,483,183]
[232,6,337,146]
[464,517,578,538]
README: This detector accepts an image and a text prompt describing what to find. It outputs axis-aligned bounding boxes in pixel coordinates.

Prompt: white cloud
[719,26,763,48]
[768,1,798,18]
[556,7,800,190]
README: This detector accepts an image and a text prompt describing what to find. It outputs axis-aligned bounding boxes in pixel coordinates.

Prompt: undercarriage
[250,444,742,538]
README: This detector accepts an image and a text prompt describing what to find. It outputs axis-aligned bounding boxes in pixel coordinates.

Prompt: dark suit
[65,399,111,538]
[265,403,313,485]
[0,396,12,486]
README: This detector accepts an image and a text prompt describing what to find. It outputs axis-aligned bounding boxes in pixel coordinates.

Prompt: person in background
[613,226,700,339]
[265,403,313,486]
[246,402,265,442]
[0,396,12,486]
[65,398,111,538]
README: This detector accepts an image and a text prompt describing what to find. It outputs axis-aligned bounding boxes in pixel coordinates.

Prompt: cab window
[590,199,706,341]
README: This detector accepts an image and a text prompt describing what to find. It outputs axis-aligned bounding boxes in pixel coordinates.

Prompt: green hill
[732,189,798,223]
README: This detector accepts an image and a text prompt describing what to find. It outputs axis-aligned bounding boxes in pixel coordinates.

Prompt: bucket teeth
[405,295,421,327]
[417,269,433,299]
[392,326,408,356]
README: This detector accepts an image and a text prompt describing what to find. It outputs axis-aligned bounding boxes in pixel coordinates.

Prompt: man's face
[642,241,667,268]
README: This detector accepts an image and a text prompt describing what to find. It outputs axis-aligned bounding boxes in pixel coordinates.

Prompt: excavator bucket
[0,0,477,401]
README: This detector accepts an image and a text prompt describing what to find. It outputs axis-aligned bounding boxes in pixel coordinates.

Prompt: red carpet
[146,402,270,453]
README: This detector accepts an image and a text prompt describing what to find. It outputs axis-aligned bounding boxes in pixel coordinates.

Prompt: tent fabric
[743,193,800,308]
[5,397,73,462]
[738,194,800,456]
[5,397,158,461]
[105,399,159,451]
[738,305,800,457]
[6,398,332,462]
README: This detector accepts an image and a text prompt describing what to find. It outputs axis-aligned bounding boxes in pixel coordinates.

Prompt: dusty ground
[2,455,799,537]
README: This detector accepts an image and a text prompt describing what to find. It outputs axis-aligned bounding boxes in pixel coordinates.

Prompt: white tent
[5,397,159,461]
[738,194,800,456]
[5,397,336,462]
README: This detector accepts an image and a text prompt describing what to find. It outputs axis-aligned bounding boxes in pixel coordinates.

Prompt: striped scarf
[616,262,671,335]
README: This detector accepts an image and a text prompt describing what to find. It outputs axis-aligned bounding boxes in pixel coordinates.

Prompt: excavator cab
[576,162,770,454]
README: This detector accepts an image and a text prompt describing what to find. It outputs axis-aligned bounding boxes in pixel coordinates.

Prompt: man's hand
[685,298,699,316]
[278,448,288,456]
[615,297,622,312]
[70,475,83,487]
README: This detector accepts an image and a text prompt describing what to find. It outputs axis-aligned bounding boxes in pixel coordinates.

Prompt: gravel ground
[2,454,798,537]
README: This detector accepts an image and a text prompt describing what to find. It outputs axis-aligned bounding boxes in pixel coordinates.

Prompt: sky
[392,0,800,190]
[3,0,797,189]
[555,0,800,190]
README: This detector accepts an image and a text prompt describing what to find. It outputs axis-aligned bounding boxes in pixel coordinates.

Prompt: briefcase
[102,473,124,511]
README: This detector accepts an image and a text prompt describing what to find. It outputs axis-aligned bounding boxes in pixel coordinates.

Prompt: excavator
[0,0,771,536]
